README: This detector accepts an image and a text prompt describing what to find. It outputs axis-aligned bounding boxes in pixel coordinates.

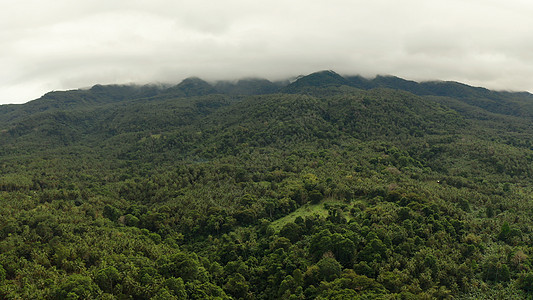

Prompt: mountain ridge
[3,70,532,108]
[1,70,533,298]
[1,70,532,149]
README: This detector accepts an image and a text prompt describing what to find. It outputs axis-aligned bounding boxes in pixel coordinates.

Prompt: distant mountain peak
[281,70,351,93]
[4,70,533,122]
[214,78,280,95]
[165,77,217,97]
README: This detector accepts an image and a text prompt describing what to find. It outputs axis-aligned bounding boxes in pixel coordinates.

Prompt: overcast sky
[1,0,533,104]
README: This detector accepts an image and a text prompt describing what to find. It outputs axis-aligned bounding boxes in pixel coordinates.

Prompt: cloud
[1,0,533,103]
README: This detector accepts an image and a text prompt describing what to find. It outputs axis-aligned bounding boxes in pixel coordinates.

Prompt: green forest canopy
[0,71,533,299]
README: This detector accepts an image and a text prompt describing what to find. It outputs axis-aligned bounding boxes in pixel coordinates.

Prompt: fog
[2,0,532,104]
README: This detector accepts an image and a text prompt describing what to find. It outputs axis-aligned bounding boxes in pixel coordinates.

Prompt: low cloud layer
[2,0,533,104]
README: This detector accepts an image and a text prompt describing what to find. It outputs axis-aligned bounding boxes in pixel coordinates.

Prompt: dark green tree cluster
[0,71,533,298]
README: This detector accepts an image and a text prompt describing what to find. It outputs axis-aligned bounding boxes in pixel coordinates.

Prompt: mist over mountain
[3,70,532,120]
[1,70,533,299]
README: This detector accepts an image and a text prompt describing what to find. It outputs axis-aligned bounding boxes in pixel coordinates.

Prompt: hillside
[0,71,533,299]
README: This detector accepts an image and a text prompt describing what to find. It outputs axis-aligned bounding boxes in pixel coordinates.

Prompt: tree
[103,205,121,221]
[158,253,200,282]
[280,222,303,243]
[315,255,342,282]
[95,266,121,294]
[165,277,187,299]
[0,264,5,282]
[357,233,387,262]
[53,274,101,300]
[224,273,250,299]
[519,272,533,293]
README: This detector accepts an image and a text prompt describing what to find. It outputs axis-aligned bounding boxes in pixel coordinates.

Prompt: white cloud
[1,0,533,103]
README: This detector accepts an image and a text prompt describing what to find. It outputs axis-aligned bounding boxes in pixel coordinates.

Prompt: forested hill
[1,71,533,299]
[1,70,532,123]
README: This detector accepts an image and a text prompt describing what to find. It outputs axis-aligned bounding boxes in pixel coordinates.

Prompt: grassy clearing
[271,198,354,231]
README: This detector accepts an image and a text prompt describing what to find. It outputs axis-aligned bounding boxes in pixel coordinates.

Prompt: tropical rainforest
[1,70,533,299]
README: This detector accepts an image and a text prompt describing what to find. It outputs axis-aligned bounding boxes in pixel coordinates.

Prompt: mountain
[344,74,375,90]
[281,70,352,93]
[345,75,533,118]
[1,71,533,299]
[163,77,218,97]
[3,70,532,123]
[214,78,282,95]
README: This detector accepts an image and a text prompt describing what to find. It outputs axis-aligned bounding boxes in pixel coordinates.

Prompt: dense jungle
[1,70,533,299]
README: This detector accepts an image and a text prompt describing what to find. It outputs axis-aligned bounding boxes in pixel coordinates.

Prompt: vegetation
[0,70,533,299]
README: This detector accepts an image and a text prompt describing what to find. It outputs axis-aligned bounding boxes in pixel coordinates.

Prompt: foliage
[0,71,533,298]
